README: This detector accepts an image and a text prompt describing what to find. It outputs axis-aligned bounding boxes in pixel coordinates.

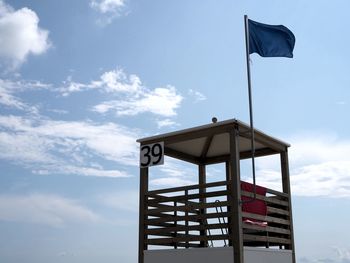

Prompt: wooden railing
[144,180,292,249]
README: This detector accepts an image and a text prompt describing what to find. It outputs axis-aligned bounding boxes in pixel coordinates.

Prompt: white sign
[140,142,164,168]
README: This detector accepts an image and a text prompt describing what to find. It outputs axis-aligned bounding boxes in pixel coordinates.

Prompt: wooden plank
[243,234,291,245]
[230,127,244,263]
[240,147,279,159]
[203,148,278,165]
[242,212,290,225]
[147,222,178,228]
[281,150,296,263]
[267,206,290,216]
[148,242,202,248]
[139,123,232,146]
[147,211,180,218]
[149,233,200,239]
[266,188,289,198]
[241,191,289,207]
[146,234,230,245]
[238,130,286,152]
[138,167,148,263]
[147,190,229,205]
[146,211,231,225]
[242,222,291,235]
[147,180,228,195]
[225,161,233,247]
[145,223,229,235]
[146,200,230,214]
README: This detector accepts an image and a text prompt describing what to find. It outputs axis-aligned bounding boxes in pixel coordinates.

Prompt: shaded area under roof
[137,119,290,165]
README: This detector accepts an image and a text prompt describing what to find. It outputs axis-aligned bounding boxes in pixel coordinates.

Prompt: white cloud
[60,69,183,117]
[150,177,194,187]
[157,118,178,129]
[0,85,27,109]
[90,0,125,14]
[90,0,127,25]
[333,247,350,262]
[96,86,182,117]
[149,158,196,188]
[60,69,142,96]
[0,194,100,227]
[188,89,207,102]
[0,115,138,177]
[336,101,346,105]
[0,78,49,112]
[0,1,50,68]
[299,247,350,263]
[255,132,350,198]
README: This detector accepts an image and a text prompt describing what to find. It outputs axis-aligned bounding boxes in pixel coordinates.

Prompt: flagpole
[244,15,257,201]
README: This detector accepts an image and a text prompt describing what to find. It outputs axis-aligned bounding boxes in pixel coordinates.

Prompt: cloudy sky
[1,0,350,262]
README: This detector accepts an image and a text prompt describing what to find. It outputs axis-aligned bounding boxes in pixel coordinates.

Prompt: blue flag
[248,19,295,58]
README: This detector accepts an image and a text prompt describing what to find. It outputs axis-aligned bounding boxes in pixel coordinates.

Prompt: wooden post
[281,149,296,263]
[199,164,207,247]
[229,127,244,263]
[185,189,189,248]
[138,167,148,263]
[226,161,233,247]
[174,201,177,249]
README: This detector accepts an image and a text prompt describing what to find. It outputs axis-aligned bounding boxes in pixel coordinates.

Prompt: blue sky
[0,0,350,262]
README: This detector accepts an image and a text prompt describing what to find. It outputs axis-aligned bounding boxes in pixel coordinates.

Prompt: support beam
[281,150,296,263]
[229,127,244,263]
[203,147,279,165]
[139,167,148,263]
[200,135,214,159]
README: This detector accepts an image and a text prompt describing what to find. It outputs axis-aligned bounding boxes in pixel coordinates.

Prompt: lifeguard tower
[137,119,296,263]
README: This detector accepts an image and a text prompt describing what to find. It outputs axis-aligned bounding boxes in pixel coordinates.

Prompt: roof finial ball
[212,117,218,123]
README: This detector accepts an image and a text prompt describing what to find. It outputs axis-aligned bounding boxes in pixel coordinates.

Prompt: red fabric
[241,181,267,226]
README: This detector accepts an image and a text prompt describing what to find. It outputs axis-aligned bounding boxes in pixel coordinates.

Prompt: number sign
[140,142,164,168]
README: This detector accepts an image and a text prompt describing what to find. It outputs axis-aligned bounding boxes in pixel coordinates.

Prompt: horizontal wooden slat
[241,191,289,207]
[149,233,200,239]
[267,206,290,216]
[146,223,229,235]
[204,148,279,165]
[148,242,202,248]
[266,188,288,198]
[242,212,290,225]
[244,234,291,245]
[148,190,229,205]
[148,222,178,228]
[146,234,230,245]
[147,210,197,218]
[148,180,229,195]
[146,212,230,225]
[242,222,291,235]
[147,200,230,214]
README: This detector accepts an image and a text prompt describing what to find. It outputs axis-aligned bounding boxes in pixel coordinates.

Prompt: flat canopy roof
[137,119,290,165]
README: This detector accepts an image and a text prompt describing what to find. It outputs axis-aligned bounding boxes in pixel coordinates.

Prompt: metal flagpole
[244,15,257,201]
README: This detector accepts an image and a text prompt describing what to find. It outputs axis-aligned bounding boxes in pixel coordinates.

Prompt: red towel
[241,181,267,226]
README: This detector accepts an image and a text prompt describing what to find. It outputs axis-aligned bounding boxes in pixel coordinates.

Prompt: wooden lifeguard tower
[137,119,296,263]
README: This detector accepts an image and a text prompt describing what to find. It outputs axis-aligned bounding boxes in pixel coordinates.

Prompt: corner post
[281,149,296,263]
[226,161,233,247]
[199,164,207,247]
[138,166,148,263]
[229,126,244,263]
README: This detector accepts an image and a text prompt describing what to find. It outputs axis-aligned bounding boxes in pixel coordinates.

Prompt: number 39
[140,142,164,168]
